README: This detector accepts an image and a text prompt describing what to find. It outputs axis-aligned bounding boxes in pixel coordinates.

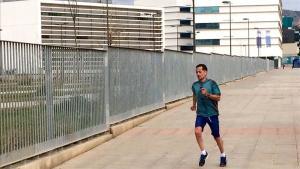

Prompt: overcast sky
[113,0,133,5]
[113,0,299,11]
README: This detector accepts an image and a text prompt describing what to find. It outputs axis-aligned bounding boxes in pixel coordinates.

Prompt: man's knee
[195,127,203,137]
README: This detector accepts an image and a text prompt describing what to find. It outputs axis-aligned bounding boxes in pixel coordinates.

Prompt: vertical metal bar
[20,43,24,150]
[2,41,7,154]
[0,41,3,155]
[104,48,109,127]
[12,42,17,152]
[63,47,66,136]
[53,47,57,139]
[58,47,62,137]
[38,44,42,145]
[45,46,54,140]
[78,50,82,132]
[27,43,31,148]
[6,41,10,153]
[162,51,165,104]
[67,49,71,134]
[72,48,76,134]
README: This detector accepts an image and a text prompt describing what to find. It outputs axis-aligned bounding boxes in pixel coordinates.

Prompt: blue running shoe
[220,156,227,167]
[199,152,208,167]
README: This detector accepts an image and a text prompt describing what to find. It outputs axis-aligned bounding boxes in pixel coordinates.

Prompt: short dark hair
[196,64,208,71]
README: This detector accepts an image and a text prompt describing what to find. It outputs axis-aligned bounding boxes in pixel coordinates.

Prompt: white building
[194,0,282,59]
[135,0,283,60]
[135,0,194,52]
[0,0,164,51]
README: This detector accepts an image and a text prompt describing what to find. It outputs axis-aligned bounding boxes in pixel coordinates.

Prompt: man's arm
[191,94,197,111]
[206,93,221,101]
[201,88,221,101]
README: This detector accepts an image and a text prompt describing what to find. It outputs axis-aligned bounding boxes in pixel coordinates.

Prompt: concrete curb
[13,134,112,169]
[110,97,192,138]
[10,97,192,169]
[165,97,192,110]
[110,109,166,137]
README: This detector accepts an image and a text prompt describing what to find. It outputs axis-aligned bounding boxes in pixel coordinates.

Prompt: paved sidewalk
[55,68,300,169]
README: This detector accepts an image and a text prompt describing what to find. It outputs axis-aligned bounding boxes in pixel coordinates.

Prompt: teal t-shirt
[191,79,221,117]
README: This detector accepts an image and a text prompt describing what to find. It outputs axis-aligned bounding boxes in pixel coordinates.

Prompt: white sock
[221,153,226,157]
[201,150,207,155]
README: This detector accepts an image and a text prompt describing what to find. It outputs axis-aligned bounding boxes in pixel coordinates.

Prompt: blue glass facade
[195,23,220,29]
[194,7,219,14]
[196,39,220,45]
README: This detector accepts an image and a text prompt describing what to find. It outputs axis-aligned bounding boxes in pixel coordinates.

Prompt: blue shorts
[195,115,220,138]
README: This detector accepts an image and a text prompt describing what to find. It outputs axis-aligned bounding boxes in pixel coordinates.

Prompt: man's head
[196,64,208,81]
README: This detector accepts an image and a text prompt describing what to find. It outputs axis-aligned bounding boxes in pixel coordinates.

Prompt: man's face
[196,66,207,81]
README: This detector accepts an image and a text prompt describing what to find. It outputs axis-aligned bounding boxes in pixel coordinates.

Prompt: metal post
[223,1,232,56]
[106,0,110,47]
[104,47,110,127]
[229,2,232,56]
[247,19,250,57]
[243,18,250,57]
[192,0,196,52]
[153,14,155,51]
[176,25,179,51]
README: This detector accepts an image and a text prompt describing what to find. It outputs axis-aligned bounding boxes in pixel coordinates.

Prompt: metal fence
[163,50,193,103]
[0,41,274,167]
[0,41,108,167]
[108,47,164,123]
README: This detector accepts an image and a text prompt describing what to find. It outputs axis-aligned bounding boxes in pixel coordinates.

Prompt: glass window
[196,39,220,45]
[195,23,219,29]
[180,46,193,51]
[42,35,50,38]
[180,33,192,38]
[180,7,191,12]
[77,36,89,39]
[194,7,219,14]
[180,20,191,25]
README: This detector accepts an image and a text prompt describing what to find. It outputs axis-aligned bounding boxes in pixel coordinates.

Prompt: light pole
[192,0,196,52]
[222,1,232,56]
[106,0,110,47]
[243,18,250,57]
[152,13,155,51]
